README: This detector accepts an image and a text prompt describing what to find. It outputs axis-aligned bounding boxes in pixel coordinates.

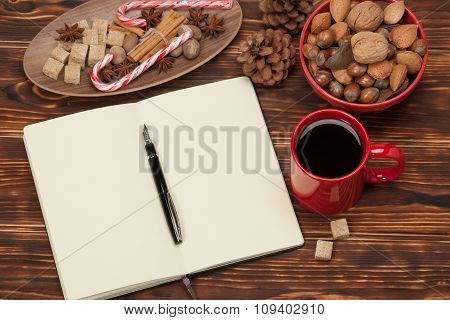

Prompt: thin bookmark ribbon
[182,275,197,300]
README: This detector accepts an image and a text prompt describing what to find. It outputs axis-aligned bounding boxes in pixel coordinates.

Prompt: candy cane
[117,0,233,27]
[90,27,193,92]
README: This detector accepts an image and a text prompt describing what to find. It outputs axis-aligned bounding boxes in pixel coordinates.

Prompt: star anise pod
[188,8,209,27]
[99,64,117,83]
[201,15,225,39]
[157,57,176,74]
[56,23,85,42]
[114,58,138,78]
[139,9,162,29]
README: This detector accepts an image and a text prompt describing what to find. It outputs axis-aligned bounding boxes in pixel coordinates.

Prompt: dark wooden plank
[0,0,449,300]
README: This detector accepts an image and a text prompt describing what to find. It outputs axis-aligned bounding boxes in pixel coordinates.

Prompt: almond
[330,22,350,42]
[384,1,405,25]
[390,64,407,91]
[332,69,353,85]
[396,51,422,74]
[330,0,351,23]
[311,12,331,34]
[390,24,418,49]
[367,59,393,80]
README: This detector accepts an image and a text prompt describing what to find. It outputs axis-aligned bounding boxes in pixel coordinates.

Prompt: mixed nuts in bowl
[299,0,428,113]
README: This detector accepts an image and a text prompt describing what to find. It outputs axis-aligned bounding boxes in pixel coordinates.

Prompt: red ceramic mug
[290,109,405,214]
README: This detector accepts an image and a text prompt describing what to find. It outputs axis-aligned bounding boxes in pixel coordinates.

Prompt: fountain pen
[143,125,182,244]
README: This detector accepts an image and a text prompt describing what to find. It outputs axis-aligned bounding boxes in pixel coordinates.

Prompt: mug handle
[364,144,405,183]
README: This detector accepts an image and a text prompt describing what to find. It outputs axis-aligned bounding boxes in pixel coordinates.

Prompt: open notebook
[23,77,304,300]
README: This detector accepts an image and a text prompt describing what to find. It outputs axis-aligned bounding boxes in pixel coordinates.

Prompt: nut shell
[384,1,405,25]
[332,69,353,85]
[390,24,418,49]
[389,63,407,91]
[346,1,384,32]
[330,0,351,23]
[311,12,331,34]
[359,87,380,103]
[367,59,393,80]
[183,39,200,59]
[396,50,422,74]
[351,31,388,64]
[330,22,350,42]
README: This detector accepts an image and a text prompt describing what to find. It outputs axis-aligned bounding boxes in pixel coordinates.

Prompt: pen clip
[167,193,182,241]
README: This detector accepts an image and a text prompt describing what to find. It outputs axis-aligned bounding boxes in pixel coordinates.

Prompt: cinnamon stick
[113,16,144,37]
[128,10,187,63]
[109,25,131,35]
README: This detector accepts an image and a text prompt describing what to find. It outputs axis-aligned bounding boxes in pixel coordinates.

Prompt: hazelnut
[109,46,126,65]
[317,30,335,49]
[356,73,375,88]
[308,59,320,77]
[328,80,344,98]
[307,33,318,45]
[375,28,390,40]
[344,83,360,102]
[183,39,200,59]
[332,69,353,85]
[316,50,330,67]
[315,70,332,87]
[328,47,340,56]
[347,62,367,77]
[302,43,320,60]
[386,44,397,60]
[410,38,427,57]
[359,87,380,104]
[374,79,389,89]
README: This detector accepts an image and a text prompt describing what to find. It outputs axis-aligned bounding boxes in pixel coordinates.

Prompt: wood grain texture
[0,0,449,300]
[22,0,243,97]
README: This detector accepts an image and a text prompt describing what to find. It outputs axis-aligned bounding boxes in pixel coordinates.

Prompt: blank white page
[24,104,185,300]
[138,77,304,273]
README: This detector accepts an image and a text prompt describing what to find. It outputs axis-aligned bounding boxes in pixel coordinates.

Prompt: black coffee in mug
[295,119,363,178]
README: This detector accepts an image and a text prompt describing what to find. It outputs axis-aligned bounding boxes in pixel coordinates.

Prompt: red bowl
[299,0,428,113]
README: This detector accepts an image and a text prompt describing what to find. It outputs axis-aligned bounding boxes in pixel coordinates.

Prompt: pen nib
[143,124,152,143]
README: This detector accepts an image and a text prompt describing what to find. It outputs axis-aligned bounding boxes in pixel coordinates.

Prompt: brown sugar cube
[92,18,108,34]
[64,64,81,85]
[83,29,98,45]
[42,57,64,80]
[75,19,90,31]
[88,44,106,66]
[106,30,125,47]
[57,41,74,51]
[98,30,107,46]
[50,46,69,64]
[330,218,350,240]
[315,240,333,261]
[69,43,89,69]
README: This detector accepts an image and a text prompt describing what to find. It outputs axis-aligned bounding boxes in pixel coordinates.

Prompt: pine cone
[259,0,314,34]
[237,29,296,86]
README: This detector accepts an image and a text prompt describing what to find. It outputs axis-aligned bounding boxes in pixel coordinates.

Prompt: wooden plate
[23,0,242,97]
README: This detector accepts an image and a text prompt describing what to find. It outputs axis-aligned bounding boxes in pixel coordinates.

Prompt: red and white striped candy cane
[90,27,193,92]
[117,0,233,27]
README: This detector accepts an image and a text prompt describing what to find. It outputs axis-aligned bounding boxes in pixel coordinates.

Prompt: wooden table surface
[0,0,449,300]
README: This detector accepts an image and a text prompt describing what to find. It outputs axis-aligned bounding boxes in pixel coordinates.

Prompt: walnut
[351,31,388,64]
[346,1,383,32]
